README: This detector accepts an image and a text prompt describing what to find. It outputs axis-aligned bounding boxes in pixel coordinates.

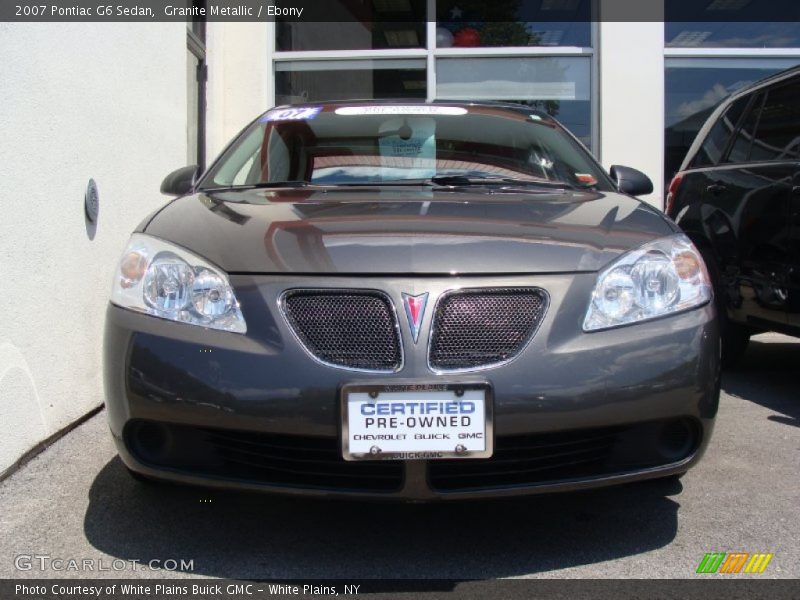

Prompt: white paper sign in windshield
[378,117,436,179]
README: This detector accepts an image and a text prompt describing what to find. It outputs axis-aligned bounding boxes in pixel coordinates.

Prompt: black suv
[667,66,800,366]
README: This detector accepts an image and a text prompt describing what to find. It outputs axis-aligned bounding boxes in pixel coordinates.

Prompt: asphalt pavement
[1,333,798,580]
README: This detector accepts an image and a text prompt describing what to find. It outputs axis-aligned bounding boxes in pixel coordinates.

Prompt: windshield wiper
[200,177,595,191]
[427,174,586,189]
[200,181,311,192]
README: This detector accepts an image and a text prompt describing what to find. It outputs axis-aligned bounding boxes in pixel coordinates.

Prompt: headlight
[111,234,246,333]
[583,234,711,331]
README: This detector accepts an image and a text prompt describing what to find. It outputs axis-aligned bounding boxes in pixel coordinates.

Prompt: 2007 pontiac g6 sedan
[104,101,720,500]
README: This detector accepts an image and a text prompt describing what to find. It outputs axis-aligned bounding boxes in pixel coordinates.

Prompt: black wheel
[700,249,750,368]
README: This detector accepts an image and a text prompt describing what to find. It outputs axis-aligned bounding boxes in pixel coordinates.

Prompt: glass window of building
[272,1,595,151]
[665,0,800,49]
[666,22,800,49]
[275,59,427,105]
[435,0,591,48]
[664,0,800,48]
[276,0,426,51]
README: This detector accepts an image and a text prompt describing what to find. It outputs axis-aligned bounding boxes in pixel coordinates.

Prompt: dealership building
[2,0,800,473]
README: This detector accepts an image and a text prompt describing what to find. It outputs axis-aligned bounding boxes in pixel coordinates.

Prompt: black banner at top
[2,0,800,23]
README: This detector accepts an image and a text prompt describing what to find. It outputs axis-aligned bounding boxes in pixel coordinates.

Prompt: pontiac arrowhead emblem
[402,292,429,343]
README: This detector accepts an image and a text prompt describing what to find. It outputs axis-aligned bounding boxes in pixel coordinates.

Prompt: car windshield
[199,104,611,191]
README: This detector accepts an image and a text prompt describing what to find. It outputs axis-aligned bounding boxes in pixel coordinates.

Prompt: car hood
[142,187,675,275]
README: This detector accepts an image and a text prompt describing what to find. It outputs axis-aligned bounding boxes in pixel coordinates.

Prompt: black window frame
[724,91,766,166]
[689,93,754,170]
[705,74,800,167]
[743,77,800,163]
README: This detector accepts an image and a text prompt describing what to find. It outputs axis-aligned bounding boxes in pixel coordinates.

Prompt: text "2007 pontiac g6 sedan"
[104,101,719,500]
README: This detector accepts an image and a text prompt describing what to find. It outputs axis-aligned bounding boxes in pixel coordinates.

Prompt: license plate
[341,383,493,461]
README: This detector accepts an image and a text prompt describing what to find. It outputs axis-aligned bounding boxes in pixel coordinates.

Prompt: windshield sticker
[335,106,467,116]
[378,118,436,179]
[261,106,322,122]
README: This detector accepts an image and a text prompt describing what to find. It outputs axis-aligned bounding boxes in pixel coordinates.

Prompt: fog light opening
[657,419,694,462]
[131,421,171,463]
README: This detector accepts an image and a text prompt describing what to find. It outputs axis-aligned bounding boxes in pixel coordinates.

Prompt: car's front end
[104,102,720,500]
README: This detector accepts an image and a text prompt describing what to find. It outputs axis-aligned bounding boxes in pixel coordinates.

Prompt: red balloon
[453,27,481,47]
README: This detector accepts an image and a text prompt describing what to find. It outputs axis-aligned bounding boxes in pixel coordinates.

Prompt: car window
[690,95,750,169]
[748,78,800,162]
[727,92,765,164]
[200,105,613,191]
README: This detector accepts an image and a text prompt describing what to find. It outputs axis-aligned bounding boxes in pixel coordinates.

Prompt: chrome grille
[428,288,546,371]
[282,290,402,372]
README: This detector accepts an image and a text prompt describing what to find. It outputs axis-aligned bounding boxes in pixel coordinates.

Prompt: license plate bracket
[341,382,493,461]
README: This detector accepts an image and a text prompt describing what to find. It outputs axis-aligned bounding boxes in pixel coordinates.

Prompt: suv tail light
[665,172,685,216]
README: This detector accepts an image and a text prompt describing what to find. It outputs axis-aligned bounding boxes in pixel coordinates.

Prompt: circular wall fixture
[85,178,99,223]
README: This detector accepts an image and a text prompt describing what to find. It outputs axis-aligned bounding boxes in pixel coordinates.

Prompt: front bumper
[104,273,720,501]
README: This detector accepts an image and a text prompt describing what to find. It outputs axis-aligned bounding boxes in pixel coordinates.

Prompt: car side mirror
[610,165,653,197]
[160,165,199,196]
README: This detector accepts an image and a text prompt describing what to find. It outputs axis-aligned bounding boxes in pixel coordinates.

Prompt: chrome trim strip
[278,288,405,374]
[426,287,550,375]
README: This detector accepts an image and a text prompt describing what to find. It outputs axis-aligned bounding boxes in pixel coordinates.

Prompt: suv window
[749,78,800,162]
[690,95,750,169]
[727,92,765,164]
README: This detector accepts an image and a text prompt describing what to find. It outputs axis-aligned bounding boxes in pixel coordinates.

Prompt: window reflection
[749,80,800,161]
[437,57,592,147]
[435,0,591,47]
[664,59,800,182]
[666,22,800,49]
[727,93,763,164]
[276,0,426,51]
[689,95,749,169]
[275,60,427,104]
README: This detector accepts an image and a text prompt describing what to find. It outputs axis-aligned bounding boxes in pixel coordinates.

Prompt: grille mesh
[429,289,545,371]
[126,421,404,493]
[428,419,700,492]
[428,426,622,491]
[283,291,402,372]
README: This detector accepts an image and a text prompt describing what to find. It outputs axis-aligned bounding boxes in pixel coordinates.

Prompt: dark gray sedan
[104,101,719,500]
